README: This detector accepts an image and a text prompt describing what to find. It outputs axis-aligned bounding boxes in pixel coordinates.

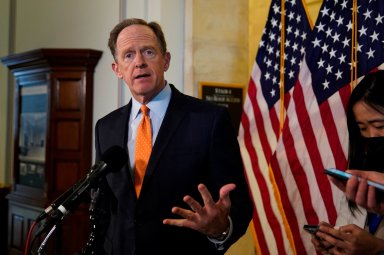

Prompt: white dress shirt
[127,82,172,176]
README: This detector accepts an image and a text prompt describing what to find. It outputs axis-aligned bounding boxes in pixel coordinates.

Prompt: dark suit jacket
[94,84,253,255]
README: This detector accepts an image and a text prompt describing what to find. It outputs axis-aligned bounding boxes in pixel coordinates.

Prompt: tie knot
[141,105,149,116]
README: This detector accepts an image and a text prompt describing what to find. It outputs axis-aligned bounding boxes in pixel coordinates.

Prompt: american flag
[238,0,384,254]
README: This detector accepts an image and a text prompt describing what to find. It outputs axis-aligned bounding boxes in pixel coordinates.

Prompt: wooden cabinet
[1,48,102,255]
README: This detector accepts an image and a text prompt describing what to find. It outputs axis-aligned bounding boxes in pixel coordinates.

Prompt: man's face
[112,24,171,104]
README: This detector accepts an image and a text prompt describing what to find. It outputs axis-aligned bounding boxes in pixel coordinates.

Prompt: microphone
[36,176,87,223]
[35,145,128,224]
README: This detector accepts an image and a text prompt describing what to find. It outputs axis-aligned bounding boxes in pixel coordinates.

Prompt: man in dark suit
[93,18,253,255]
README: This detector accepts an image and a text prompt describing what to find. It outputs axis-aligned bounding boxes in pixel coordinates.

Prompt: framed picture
[198,82,245,130]
[18,84,48,188]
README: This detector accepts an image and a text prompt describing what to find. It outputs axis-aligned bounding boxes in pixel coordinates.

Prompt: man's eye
[125,52,135,60]
[143,49,155,58]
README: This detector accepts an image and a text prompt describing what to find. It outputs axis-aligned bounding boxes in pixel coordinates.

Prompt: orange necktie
[134,105,152,197]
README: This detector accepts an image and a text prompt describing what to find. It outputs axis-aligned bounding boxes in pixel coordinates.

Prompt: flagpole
[351,0,358,89]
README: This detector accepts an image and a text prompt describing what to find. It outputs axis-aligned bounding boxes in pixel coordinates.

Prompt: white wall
[0,0,11,185]
[0,0,185,184]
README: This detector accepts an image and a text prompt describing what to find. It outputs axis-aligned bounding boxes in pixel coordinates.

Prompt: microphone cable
[24,220,38,255]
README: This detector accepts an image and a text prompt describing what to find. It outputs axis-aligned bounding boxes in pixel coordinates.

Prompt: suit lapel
[140,86,187,195]
[106,102,137,201]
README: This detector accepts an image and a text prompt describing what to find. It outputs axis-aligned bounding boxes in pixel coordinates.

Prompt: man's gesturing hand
[163,183,235,238]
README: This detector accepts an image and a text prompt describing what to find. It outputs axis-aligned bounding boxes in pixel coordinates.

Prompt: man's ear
[112,62,123,79]
[164,52,171,71]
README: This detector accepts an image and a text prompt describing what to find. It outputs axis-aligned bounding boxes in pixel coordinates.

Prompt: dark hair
[108,18,167,59]
[346,70,384,214]
[347,70,384,169]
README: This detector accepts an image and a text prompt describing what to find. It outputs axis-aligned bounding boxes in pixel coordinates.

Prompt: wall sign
[199,82,245,130]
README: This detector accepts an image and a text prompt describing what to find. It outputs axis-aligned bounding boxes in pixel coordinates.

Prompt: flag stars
[332,32,340,42]
[322,79,330,89]
[325,27,333,38]
[329,48,337,59]
[363,9,372,20]
[330,11,336,21]
[300,46,305,55]
[353,5,361,14]
[271,18,279,28]
[274,63,279,71]
[346,21,353,31]
[338,54,346,64]
[375,13,384,25]
[336,16,344,26]
[270,89,276,98]
[317,22,325,32]
[312,37,321,48]
[296,15,301,23]
[262,27,267,35]
[298,60,303,68]
[321,43,329,53]
[267,45,274,55]
[288,11,295,21]
[335,69,343,80]
[275,49,280,58]
[285,39,291,47]
[317,58,325,68]
[284,53,289,61]
[366,47,375,59]
[294,29,300,38]
[326,64,333,74]
[272,3,280,14]
[357,43,363,52]
[301,32,307,41]
[321,6,330,17]
[287,25,293,34]
[370,31,379,42]
[340,0,348,9]
[288,70,295,79]
[269,32,277,41]
[292,42,299,51]
[342,37,350,48]
[264,72,271,81]
[359,26,368,36]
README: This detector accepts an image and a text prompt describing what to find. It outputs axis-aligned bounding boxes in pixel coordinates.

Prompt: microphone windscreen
[100,145,128,172]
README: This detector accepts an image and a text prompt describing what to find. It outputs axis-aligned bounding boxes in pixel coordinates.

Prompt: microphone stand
[37,224,57,255]
[29,212,63,255]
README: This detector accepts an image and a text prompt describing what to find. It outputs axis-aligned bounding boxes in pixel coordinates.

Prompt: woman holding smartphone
[312,70,384,254]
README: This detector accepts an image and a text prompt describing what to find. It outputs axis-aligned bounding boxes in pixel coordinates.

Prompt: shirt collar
[131,82,171,120]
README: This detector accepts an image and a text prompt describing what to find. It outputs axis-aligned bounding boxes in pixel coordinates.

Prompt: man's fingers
[170,206,197,221]
[219,183,236,197]
[197,184,216,207]
[163,218,186,227]
[183,195,203,213]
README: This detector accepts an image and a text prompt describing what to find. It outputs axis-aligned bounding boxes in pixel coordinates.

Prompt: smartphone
[303,224,319,235]
[324,168,384,192]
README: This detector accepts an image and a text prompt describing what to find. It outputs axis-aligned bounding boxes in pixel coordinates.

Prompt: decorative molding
[184,0,194,97]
